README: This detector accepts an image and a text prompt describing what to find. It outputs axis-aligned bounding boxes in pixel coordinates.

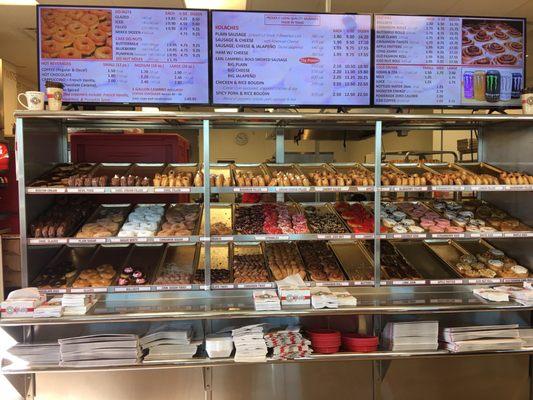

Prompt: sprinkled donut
[80,13,99,29]
[73,36,96,56]
[41,40,63,58]
[59,47,82,59]
[52,31,74,47]
[94,46,112,59]
[67,21,89,37]
[98,21,112,35]
[88,29,106,46]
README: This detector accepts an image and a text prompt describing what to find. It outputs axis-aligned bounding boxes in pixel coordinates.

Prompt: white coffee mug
[18,91,45,111]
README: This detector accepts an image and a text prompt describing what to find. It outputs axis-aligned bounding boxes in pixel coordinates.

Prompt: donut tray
[229,242,275,289]
[364,240,424,281]
[152,243,200,289]
[300,202,351,237]
[200,203,233,240]
[296,240,349,282]
[327,241,375,284]
[197,243,232,286]
[209,163,234,187]
[263,241,310,281]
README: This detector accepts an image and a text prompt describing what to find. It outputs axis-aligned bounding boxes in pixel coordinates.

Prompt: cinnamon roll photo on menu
[461,19,523,66]
[40,8,112,60]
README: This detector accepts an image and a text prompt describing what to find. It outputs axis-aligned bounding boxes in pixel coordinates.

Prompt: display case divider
[374,121,382,288]
[203,120,211,289]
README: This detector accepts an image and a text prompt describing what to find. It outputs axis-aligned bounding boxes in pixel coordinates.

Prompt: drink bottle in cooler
[512,73,523,98]
[500,72,512,101]
[474,71,486,101]
[463,71,474,99]
[485,70,501,102]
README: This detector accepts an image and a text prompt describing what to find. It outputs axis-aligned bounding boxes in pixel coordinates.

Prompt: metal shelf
[26,187,203,194]
[3,348,533,375]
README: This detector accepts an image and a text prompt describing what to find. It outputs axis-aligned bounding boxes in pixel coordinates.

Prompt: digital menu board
[37,6,209,104]
[374,15,525,107]
[212,11,372,106]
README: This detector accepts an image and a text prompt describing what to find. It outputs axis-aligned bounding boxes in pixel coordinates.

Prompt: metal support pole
[373,121,382,288]
[203,366,213,400]
[15,118,28,287]
[275,128,285,202]
[202,120,211,289]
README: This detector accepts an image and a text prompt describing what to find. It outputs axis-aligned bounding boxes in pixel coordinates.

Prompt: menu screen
[212,11,372,106]
[38,6,209,104]
[374,15,525,107]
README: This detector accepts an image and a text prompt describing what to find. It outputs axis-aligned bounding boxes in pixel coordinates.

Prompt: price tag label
[234,187,268,193]
[276,187,311,193]
[153,236,190,243]
[29,238,68,245]
[68,187,106,194]
[27,187,66,194]
[357,186,372,192]
[110,187,151,194]
[430,279,463,285]
[69,238,106,244]
[155,285,193,291]
[317,234,351,240]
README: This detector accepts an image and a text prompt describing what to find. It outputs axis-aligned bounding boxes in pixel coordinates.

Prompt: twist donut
[67,21,88,37]
[73,36,96,56]
[80,13,99,29]
[41,40,62,58]
[88,29,106,46]
[94,46,112,59]
[98,21,112,35]
[52,31,74,47]
[59,47,82,59]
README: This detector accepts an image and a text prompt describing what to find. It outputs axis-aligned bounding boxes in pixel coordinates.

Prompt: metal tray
[210,163,233,187]
[233,202,309,235]
[392,241,462,279]
[126,163,166,181]
[200,203,232,236]
[296,163,336,184]
[29,163,97,187]
[31,246,97,289]
[296,240,348,282]
[232,242,273,283]
[424,240,473,278]
[158,203,203,237]
[74,204,131,239]
[263,241,309,281]
[118,204,167,237]
[328,241,375,281]
[152,243,199,285]
[70,244,131,288]
[300,202,349,234]
[115,244,166,286]
[390,163,430,177]
[454,239,494,256]
[159,163,200,187]
[456,162,504,178]
[363,240,422,280]
[264,163,309,187]
[231,163,269,187]
[90,163,132,181]
[197,243,232,284]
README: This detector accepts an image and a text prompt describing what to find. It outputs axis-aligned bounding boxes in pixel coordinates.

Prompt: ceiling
[1,0,532,84]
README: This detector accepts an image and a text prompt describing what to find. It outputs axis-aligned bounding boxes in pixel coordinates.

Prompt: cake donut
[474,31,492,42]
[494,30,509,40]
[88,29,106,46]
[52,31,74,47]
[507,27,522,37]
[41,40,63,58]
[59,47,82,59]
[505,41,523,52]
[462,45,482,61]
[482,42,505,54]
[67,21,89,37]
[80,13,99,29]
[41,24,64,40]
[95,46,112,59]
[73,36,96,56]
[492,54,518,65]
[98,21,112,35]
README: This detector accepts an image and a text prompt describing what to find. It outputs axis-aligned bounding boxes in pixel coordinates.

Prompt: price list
[374,15,462,106]
[212,12,371,106]
[39,7,209,104]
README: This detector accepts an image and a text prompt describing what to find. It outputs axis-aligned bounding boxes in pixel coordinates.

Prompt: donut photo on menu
[40,8,112,60]
[461,19,523,66]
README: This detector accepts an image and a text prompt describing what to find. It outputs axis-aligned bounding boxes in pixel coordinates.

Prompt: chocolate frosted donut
[474,31,492,42]
[492,54,518,65]
[462,45,482,58]
[482,42,505,54]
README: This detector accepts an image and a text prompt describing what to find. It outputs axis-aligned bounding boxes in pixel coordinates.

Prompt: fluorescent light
[184,0,246,10]
[215,108,239,113]
[0,0,36,4]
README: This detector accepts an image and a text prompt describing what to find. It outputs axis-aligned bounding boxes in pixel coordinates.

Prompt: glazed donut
[94,46,112,59]
[89,10,110,21]
[482,42,505,54]
[507,27,522,37]
[41,40,62,58]
[492,54,518,65]
[88,29,106,46]
[505,41,523,52]
[474,31,491,42]
[66,9,84,20]
[52,31,74,47]
[73,36,96,56]
[494,30,509,40]
[53,15,73,27]
[41,24,64,40]
[80,13,99,29]
[59,47,82,59]
[106,36,112,47]
[98,20,112,35]
[67,21,88,37]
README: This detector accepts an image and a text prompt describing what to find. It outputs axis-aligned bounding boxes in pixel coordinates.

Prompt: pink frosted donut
[446,226,464,233]
[420,221,435,229]
[429,226,445,233]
